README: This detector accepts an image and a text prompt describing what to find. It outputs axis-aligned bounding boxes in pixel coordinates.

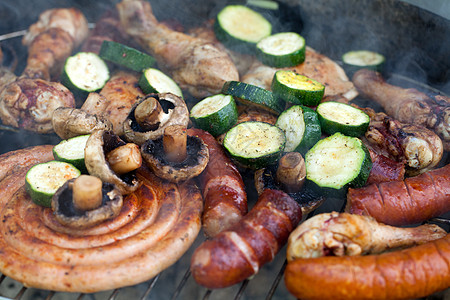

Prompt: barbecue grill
[0,0,449,299]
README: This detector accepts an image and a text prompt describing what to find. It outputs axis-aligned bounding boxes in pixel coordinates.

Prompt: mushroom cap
[141,135,209,182]
[123,93,189,145]
[85,130,141,194]
[52,107,113,140]
[51,179,123,229]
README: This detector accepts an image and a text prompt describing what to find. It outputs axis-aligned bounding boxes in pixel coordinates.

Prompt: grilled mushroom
[123,93,189,145]
[255,152,323,214]
[84,130,142,194]
[52,106,113,140]
[141,125,209,182]
[51,175,123,229]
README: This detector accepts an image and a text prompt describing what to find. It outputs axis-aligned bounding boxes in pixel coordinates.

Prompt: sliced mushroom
[276,152,306,193]
[52,107,113,140]
[141,125,209,182]
[84,130,141,194]
[123,93,189,145]
[51,175,123,229]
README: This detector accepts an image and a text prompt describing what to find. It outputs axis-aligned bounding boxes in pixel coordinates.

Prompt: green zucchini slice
[223,121,286,169]
[190,94,238,136]
[222,80,284,114]
[25,161,81,207]
[316,101,370,137]
[214,5,272,53]
[342,50,385,76]
[305,133,372,193]
[53,134,90,173]
[256,32,306,68]
[139,68,183,98]
[99,40,155,72]
[275,105,321,154]
[271,70,325,106]
[61,52,110,95]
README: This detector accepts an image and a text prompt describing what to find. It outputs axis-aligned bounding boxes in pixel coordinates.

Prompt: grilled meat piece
[287,211,446,260]
[116,0,239,98]
[241,47,358,103]
[361,107,443,176]
[353,69,450,151]
[84,71,144,136]
[21,8,89,81]
[0,78,75,133]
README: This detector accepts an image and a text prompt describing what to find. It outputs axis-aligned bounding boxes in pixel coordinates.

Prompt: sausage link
[346,164,450,226]
[190,189,301,289]
[285,233,450,300]
[187,128,247,237]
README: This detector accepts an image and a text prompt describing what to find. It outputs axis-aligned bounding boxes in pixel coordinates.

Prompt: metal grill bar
[170,268,191,300]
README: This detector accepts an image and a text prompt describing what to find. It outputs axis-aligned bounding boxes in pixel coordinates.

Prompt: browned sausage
[187,128,247,237]
[346,164,450,226]
[190,189,302,289]
[284,233,450,300]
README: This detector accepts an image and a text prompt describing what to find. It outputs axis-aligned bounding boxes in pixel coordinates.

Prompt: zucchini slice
[61,52,110,95]
[190,94,238,136]
[139,68,183,98]
[305,133,372,193]
[222,81,285,114]
[99,40,155,72]
[275,105,321,154]
[214,5,272,53]
[342,50,385,76]
[25,161,81,207]
[53,134,90,173]
[271,70,325,106]
[256,32,306,68]
[223,121,286,169]
[316,101,370,137]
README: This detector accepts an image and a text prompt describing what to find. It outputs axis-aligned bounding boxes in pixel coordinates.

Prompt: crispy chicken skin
[0,78,75,133]
[353,69,450,151]
[22,8,89,80]
[360,106,443,176]
[287,212,446,260]
[242,47,358,102]
[117,0,239,98]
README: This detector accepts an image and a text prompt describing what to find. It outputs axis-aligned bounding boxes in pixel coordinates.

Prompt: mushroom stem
[106,143,142,174]
[72,175,103,211]
[134,97,163,131]
[163,125,187,163]
[276,152,306,193]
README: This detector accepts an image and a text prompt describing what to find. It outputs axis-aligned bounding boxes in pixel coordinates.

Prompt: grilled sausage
[346,164,450,226]
[284,233,450,300]
[187,128,247,237]
[190,189,302,289]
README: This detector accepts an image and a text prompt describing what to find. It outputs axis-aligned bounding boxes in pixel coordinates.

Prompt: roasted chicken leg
[116,0,239,98]
[287,211,447,260]
[353,69,450,151]
[21,8,89,80]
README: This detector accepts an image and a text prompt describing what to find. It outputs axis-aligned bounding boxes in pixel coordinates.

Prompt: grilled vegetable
[61,52,110,95]
[25,161,81,207]
[256,32,306,68]
[223,121,286,169]
[52,134,90,173]
[214,5,272,53]
[275,105,321,154]
[139,68,183,98]
[316,101,370,137]
[342,50,385,75]
[99,40,155,72]
[305,133,372,194]
[271,70,325,106]
[222,81,284,114]
[190,94,238,137]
